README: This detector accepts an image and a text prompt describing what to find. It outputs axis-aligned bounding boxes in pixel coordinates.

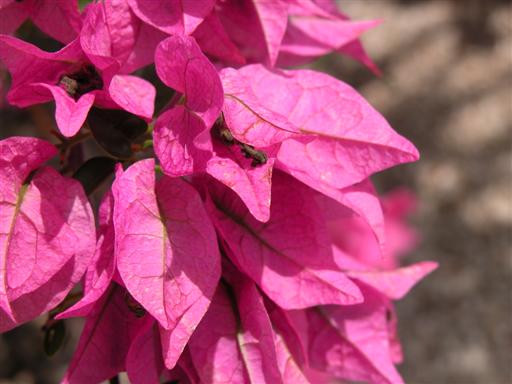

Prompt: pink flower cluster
[0,1,437,383]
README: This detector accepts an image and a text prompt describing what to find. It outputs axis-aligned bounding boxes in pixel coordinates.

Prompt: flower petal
[207,171,363,309]
[108,74,155,120]
[155,35,223,127]
[0,137,95,329]
[128,0,215,35]
[113,159,220,368]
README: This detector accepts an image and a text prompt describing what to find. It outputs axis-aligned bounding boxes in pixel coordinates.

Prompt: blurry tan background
[1,0,511,383]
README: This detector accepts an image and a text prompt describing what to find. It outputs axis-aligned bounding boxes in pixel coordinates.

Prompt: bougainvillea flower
[216,0,289,66]
[62,284,154,384]
[153,34,223,176]
[329,188,422,268]
[192,10,246,65]
[306,286,405,384]
[319,1,382,75]
[154,34,275,221]
[0,0,81,43]
[217,63,415,230]
[228,65,419,187]
[0,3,155,137]
[0,1,436,382]
[127,0,215,35]
[206,171,363,309]
[57,191,116,320]
[101,0,167,74]
[188,276,282,383]
[277,0,381,74]
[277,0,377,64]
[112,159,221,369]
[0,137,95,331]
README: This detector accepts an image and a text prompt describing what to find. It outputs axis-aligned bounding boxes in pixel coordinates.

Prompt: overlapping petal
[206,171,363,309]
[62,284,148,384]
[0,3,435,382]
[188,277,282,383]
[216,0,289,66]
[0,137,95,330]
[57,191,116,319]
[206,142,274,223]
[112,159,220,368]
[193,11,245,65]
[155,34,223,127]
[154,35,223,177]
[0,0,81,43]
[128,0,215,35]
[307,287,404,384]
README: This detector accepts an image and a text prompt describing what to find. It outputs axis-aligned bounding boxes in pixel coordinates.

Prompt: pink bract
[0,3,155,137]
[206,172,363,309]
[0,137,95,331]
[0,0,81,43]
[112,159,220,369]
[0,2,437,383]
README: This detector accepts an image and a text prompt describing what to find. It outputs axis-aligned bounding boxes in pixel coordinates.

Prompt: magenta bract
[113,159,220,369]
[206,172,363,309]
[0,0,81,43]
[0,137,95,331]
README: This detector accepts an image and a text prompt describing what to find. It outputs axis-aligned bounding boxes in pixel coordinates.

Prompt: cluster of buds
[0,1,436,383]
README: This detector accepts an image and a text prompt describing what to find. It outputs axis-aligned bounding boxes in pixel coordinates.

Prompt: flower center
[59,64,103,100]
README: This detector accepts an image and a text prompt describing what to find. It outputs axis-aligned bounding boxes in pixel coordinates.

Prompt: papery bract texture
[0,0,81,43]
[62,284,150,384]
[206,172,363,309]
[219,67,298,148]
[230,65,419,188]
[112,159,221,369]
[0,137,95,331]
[126,318,164,384]
[57,191,116,319]
[128,0,215,35]
[216,0,289,66]
[306,287,405,384]
[188,284,250,383]
[206,140,275,222]
[189,275,284,383]
[154,34,223,177]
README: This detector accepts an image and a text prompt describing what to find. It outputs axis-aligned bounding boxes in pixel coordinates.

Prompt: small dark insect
[213,113,234,145]
[240,143,268,166]
[59,64,103,99]
[219,126,235,145]
[213,113,268,167]
[124,292,146,318]
[59,76,78,96]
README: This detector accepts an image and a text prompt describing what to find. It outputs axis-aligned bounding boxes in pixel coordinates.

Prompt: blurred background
[1,0,511,383]
[331,1,512,383]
